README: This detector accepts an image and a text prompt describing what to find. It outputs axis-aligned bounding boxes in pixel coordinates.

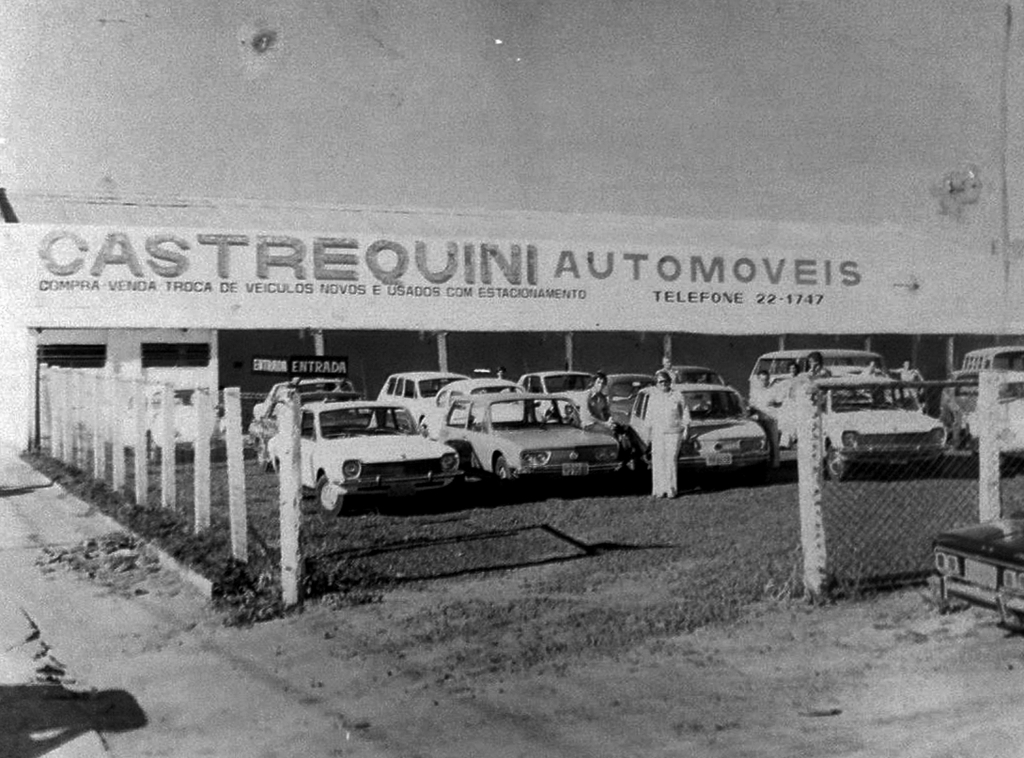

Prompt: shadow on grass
[0,685,146,758]
[303,521,676,594]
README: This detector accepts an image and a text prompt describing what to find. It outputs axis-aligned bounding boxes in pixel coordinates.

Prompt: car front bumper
[838,445,944,465]
[516,462,622,477]
[937,574,1024,625]
[678,451,769,471]
[340,471,460,496]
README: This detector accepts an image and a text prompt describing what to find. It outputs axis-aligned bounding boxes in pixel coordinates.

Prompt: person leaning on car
[647,369,691,498]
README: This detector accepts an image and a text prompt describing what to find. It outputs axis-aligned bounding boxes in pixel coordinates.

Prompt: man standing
[647,369,690,498]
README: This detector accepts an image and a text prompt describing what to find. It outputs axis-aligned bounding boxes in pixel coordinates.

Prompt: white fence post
[92,371,105,480]
[61,369,74,466]
[194,388,212,533]
[39,365,53,456]
[224,388,248,562]
[978,371,1001,523]
[133,379,149,505]
[111,375,126,491]
[278,390,302,608]
[797,383,827,598]
[160,383,176,509]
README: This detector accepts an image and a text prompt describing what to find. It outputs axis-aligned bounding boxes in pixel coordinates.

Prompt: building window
[37,344,107,368]
[141,343,211,368]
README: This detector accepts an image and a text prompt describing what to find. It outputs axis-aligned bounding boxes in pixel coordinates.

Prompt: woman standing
[647,369,690,498]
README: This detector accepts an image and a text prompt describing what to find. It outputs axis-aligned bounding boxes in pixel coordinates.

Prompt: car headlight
[928,427,947,447]
[934,551,962,576]
[341,459,362,479]
[440,452,458,472]
[841,431,859,449]
[521,451,551,467]
[594,447,619,462]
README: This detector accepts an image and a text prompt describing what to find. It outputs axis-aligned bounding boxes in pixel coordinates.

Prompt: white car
[424,377,524,438]
[814,376,947,480]
[267,400,460,514]
[516,370,593,394]
[627,383,770,480]
[377,371,469,432]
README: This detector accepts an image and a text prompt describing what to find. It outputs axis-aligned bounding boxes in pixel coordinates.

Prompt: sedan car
[377,371,470,431]
[423,377,524,438]
[933,518,1024,628]
[249,377,362,465]
[815,376,947,480]
[627,383,769,479]
[267,400,461,514]
[436,393,622,480]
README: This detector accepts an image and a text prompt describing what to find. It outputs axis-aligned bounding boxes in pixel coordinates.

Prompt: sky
[0,0,1017,235]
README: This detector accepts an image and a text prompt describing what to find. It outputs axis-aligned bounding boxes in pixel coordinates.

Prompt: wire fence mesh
[804,378,981,592]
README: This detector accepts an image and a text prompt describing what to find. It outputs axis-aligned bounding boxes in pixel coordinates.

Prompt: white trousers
[651,430,682,498]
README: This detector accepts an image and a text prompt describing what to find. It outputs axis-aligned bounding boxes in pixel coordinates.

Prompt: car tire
[493,454,513,480]
[315,474,345,515]
[824,448,848,481]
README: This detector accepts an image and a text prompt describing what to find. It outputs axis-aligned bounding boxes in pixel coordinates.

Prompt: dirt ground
[46,524,1024,758]
[13,457,1024,758]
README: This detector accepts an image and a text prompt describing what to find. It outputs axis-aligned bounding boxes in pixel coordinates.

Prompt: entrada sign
[252,355,348,376]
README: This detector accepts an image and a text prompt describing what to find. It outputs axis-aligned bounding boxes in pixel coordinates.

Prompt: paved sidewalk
[0,447,113,758]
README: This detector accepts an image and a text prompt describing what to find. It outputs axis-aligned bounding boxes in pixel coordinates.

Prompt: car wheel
[493,454,514,480]
[315,474,345,515]
[824,448,848,481]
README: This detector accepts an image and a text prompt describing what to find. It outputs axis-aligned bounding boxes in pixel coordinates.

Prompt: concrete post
[111,375,125,491]
[278,390,303,607]
[92,372,104,480]
[662,334,672,365]
[133,379,148,506]
[796,383,827,597]
[224,388,248,562]
[564,332,574,371]
[160,383,176,510]
[978,371,1002,522]
[193,388,212,533]
[437,332,449,373]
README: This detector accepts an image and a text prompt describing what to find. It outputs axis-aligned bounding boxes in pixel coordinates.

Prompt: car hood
[689,418,764,440]
[494,427,617,450]
[935,519,1024,564]
[824,410,941,434]
[316,434,452,463]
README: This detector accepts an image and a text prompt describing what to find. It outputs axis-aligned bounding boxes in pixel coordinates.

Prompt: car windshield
[297,380,354,395]
[826,355,883,371]
[318,406,417,437]
[682,390,743,419]
[830,386,919,412]
[489,398,579,429]
[417,377,462,398]
[673,369,724,385]
[471,385,519,395]
[609,378,653,398]
[543,374,591,392]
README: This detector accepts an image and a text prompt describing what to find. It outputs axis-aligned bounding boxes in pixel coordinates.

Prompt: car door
[438,399,475,469]
[629,390,652,451]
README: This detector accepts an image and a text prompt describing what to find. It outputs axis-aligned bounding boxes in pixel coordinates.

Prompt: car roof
[669,364,718,372]
[607,373,655,381]
[756,349,882,361]
[814,375,898,387]
[310,399,410,411]
[457,392,578,405]
[520,370,592,377]
[441,378,522,391]
[962,346,1024,358]
[642,382,738,393]
[386,371,470,381]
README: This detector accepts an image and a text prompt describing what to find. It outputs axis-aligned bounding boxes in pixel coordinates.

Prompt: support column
[437,332,449,373]
[777,334,786,351]
[312,328,324,357]
[662,334,672,365]
[564,333,574,371]
[946,336,956,377]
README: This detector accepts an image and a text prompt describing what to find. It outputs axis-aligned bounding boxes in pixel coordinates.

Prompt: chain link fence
[795,374,1024,595]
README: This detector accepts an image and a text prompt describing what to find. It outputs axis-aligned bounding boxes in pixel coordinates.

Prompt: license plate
[964,559,998,588]
[561,462,590,476]
[705,453,733,466]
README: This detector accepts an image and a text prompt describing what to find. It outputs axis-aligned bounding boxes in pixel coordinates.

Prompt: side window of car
[447,402,469,427]
[300,411,315,439]
[635,393,648,420]
[384,376,396,396]
[469,409,484,432]
[404,380,416,399]
[528,376,542,392]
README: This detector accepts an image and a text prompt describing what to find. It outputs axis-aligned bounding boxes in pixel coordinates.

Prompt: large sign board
[0,222,1015,333]
[252,355,348,376]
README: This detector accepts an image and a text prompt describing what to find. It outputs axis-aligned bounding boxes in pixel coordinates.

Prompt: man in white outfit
[648,369,691,498]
